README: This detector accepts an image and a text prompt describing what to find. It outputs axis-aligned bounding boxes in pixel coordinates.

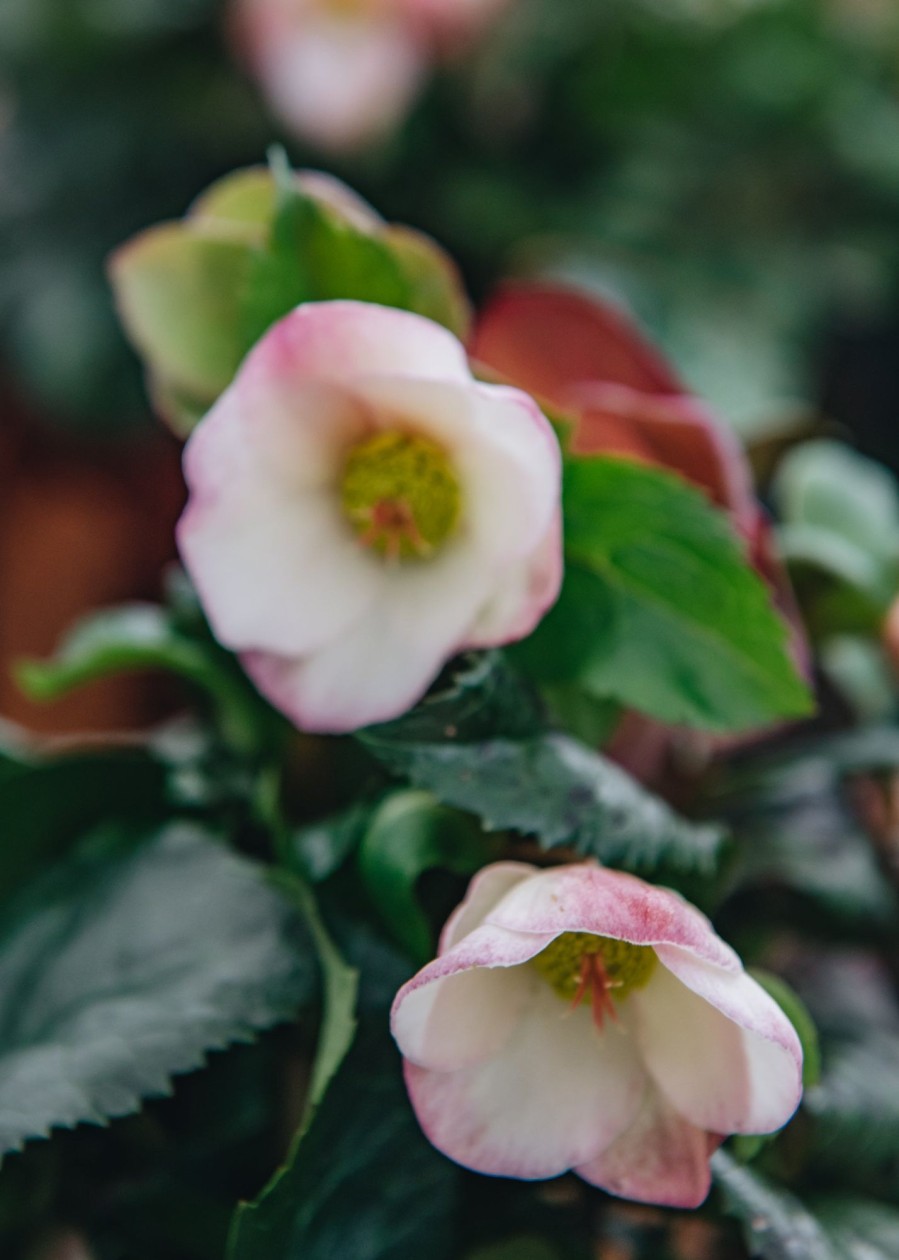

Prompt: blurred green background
[3,0,899,455]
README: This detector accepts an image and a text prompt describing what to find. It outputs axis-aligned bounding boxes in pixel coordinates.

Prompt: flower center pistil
[340,429,462,561]
[532,932,657,1030]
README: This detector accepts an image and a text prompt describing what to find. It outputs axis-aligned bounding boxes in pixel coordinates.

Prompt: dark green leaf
[226,1025,458,1260]
[805,1033,899,1193]
[290,801,374,883]
[718,759,898,930]
[362,727,726,879]
[814,1197,899,1259]
[713,1151,839,1260]
[367,651,545,745]
[0,825,314,1157]
[358,791,492,961]
[563,457,813,730]
[0,748,167,905]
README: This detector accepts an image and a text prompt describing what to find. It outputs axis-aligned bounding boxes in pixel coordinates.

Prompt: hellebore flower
[230,0,510,153]
[177,300,562,732]
[392,862,803,1207]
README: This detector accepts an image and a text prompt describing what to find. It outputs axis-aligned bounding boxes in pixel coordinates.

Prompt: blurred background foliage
[3,0,899,454]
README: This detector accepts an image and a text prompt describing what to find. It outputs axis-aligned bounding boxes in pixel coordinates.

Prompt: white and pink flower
[231,0,511,153]
[392,861,803,1207]
[177,300,562,733]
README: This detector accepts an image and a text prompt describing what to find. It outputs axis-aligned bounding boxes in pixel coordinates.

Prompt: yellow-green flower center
[532,932,657,1023]
[340,430,462,561]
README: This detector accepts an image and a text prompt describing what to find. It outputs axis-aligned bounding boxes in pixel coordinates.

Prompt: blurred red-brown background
[0,387,184,735]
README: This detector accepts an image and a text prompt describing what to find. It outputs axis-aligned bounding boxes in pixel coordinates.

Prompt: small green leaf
[358,791,492,961]
[18,603,282,758]
[226,1025,457,1260]
[0,825,315,1157]
[240,182,412,351]
[713,1151,840,1260]
[562,457,813,730]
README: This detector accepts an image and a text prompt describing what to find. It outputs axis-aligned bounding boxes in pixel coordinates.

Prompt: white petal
[242,538,496,731]
[466,512,563,647]
[577,1082,712,1208]
[178,480,384,657]
[392,925,545,1071]
[439,863,539,952]
[238,302,471,400]
[634,959,802,1136]
[404,981,646,1179]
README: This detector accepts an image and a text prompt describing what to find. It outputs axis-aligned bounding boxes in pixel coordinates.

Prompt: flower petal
[576,1083,713,1208]
[238,3,427,152]
[242,301,472,398]
[241,536,496,730]
[353,375,562,564]
[472,283,683,411]
[635,955,803,1135]
[392,923,551,1071]
[178,388,383,655]
[485,865,740,972]
[403,982,646,1179]
[466,511,562,647]
[439,862,538,952]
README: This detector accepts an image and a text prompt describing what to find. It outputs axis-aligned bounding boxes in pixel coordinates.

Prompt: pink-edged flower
[177,300,562,733]
[231,0,510,153]
[392,862,803,1207]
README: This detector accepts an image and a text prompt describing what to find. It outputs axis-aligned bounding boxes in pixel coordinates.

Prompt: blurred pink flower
[178,300,561,732]
[392,861,803,1207]
[231,0,510,152]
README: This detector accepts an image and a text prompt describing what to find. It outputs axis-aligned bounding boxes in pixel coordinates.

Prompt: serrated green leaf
[0,825,315,1158]
[562,457,813,731]
[226,1025,457,1260]
[358,791,492,961]
[713,1151,839,1260]
[362,728,726,879]
[814,1197,899,1259]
